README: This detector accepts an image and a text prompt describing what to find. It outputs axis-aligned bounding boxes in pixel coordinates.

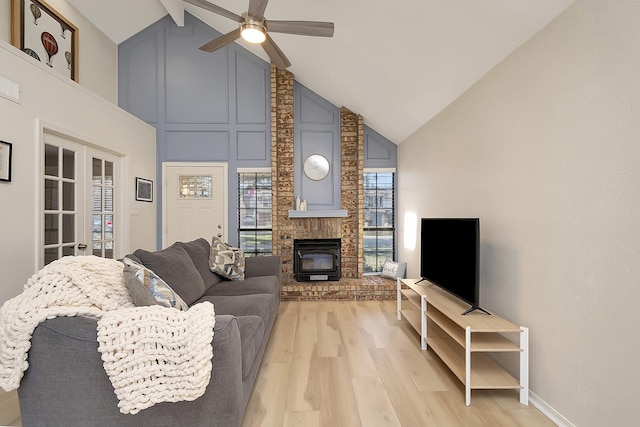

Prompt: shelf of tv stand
[397,278,529,406]
[399,289,422,332]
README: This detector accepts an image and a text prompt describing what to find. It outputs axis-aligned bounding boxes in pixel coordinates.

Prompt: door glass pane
[92,242,102,257]
[92,158,102,184]
[104,214,114,240]
[92,214,102,241]
[92,186,102,212]
[63,182,74,211]
[104,187,113,212]
[44,214,59,245]
[62,214,75,243]
[44,248,58,266]
[63,149,75,179]
[179,175,212,198]
[62,246,74,257]
[44,180,59,210]
[44,145,58,176]
[105,241,113,259]
[105,161,113,185]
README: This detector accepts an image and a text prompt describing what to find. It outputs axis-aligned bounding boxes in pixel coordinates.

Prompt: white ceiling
[67,0,574,143]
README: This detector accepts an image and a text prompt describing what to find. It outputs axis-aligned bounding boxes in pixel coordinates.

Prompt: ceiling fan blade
[248,0,269,21]
[199,28,242,52]
[265,20,334,37]
[262,34,291,69]
[183,0,243,23]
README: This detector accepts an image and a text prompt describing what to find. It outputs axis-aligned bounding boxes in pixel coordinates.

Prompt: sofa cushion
[195,293,276,380]
[177,238,224,290]
[196,294,276,319]
[209,237,245,280]
[133,244,206,305]
[204,275,280,297]
[235,316,266,379]
[122,258,188,311]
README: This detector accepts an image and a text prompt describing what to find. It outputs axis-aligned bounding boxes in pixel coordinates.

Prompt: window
[238,170,272,256]
[363,170,395,273]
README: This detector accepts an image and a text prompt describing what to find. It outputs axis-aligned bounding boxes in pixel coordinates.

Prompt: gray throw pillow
[133,244,206,305]
[122,258,188,311]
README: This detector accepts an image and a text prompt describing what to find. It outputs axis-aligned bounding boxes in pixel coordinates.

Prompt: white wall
[0,0,117,103]
[0,1,9,43]
[397,0,639,425]
[0,40,156,305]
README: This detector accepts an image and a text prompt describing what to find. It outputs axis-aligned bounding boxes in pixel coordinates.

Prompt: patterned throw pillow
[122,257,189,311]
[381,258,407,280]
[209,236,245,280]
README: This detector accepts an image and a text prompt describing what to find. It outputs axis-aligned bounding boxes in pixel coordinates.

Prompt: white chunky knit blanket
[0,256,215,414]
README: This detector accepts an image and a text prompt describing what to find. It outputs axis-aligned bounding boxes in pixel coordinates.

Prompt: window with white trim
[363,169,395,273]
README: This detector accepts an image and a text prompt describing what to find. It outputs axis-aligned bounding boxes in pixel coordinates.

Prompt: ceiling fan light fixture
[241,22,266,44]
[193,0,334,68]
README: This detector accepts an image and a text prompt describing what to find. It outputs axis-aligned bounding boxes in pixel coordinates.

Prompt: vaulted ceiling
[66,0,575,143]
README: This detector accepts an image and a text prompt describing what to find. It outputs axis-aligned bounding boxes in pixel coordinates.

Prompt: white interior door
[43,131,120,266]
[163,163,228,248]
[43,133,84,265]
[87,147,119,259]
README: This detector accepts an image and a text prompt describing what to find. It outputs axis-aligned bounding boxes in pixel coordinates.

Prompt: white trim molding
[529,391,576,427]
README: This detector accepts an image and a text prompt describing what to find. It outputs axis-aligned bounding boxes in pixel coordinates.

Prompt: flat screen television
[420,218,488,315]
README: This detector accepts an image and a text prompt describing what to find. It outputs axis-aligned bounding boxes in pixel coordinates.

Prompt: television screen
[420,218,480,309]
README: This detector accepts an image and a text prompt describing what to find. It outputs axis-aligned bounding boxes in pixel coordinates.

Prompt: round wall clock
[303,154,330,181]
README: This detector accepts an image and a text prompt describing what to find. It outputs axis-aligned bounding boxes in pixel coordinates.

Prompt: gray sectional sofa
[18,238,281,427]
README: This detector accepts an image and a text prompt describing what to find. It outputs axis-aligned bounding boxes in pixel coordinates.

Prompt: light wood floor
[240,300,553,427]
[0,300,554,427]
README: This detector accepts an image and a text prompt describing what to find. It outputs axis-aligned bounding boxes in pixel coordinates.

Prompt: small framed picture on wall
[136,177,153,202]
[0,141,13,182]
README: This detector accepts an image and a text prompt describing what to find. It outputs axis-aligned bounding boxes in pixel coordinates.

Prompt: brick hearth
[281,275,397,301]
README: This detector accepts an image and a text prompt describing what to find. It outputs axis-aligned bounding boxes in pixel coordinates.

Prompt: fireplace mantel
[288,209,349,218]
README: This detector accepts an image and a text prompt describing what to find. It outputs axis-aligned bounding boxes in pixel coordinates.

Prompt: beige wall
[398,0,639,425]
[0,0,117,103]
[0,40,156,305]
[0,1,9,43]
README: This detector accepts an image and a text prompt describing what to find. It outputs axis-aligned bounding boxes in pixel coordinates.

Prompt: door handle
[77,243,87,250]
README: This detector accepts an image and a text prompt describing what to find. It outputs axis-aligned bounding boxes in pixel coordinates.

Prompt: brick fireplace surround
[270,64,395,300]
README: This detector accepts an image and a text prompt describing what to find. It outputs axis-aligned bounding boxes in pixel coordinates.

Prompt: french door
[42,131,119,266]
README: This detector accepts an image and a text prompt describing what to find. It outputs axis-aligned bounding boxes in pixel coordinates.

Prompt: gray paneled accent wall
[294,81,341,210]
[364,125,397,168]
[118,13,271,247]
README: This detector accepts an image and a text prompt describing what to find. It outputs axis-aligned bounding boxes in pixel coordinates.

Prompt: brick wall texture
[270,65,394,300]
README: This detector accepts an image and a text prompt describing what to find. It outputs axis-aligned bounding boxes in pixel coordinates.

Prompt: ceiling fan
[183,0,334,69]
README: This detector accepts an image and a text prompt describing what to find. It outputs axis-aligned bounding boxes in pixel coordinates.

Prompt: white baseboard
[529,391,576,427]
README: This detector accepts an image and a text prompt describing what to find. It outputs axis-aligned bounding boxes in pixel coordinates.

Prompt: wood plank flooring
[0,300,554,426]
[241,300,554,427]
[0,389,20,426]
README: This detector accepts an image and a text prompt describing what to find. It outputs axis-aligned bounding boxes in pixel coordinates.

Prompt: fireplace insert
[293,238,341,281]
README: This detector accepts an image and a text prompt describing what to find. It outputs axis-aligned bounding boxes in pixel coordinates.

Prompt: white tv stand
[397,278,529,406]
